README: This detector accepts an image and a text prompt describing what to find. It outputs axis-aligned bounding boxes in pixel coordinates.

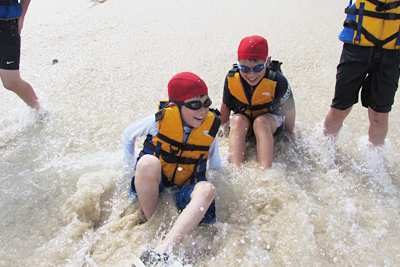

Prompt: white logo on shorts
[6,61,15,65]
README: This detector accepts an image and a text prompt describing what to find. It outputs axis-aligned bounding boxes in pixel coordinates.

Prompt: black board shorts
[331,43,399,113]
[0,19,20,70]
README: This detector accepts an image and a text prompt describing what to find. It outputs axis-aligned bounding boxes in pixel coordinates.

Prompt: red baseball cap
[168,72,208,101]
[238,35,269,60]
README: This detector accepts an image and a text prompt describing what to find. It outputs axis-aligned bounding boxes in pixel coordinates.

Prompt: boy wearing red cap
[219,35,296,169]
[123,72,221,266]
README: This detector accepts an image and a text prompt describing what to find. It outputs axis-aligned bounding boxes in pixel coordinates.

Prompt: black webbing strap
[267,60,282,81]
[155,110,163,122]
[161,172,174,187]
[176,169,207,187]
[0,0,18,6]
[345,7,400,20]
[208,114,221,137]
[366,0,400,11]
[144,139,207,165]
[160,150,207,165]
[156,133,210,152]
[249,102,273,111]
[344,19,400,47]
[228,64,239,77]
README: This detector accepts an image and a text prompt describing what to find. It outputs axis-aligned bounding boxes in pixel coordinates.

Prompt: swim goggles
[173,98,212,110]
[237,58,269,73]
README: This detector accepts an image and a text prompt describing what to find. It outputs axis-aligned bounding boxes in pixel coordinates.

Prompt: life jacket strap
[345,7,400,20]
[0,0,18,6]
[161,172,174,187]
[228,64,239,77]
[366,0,400,11]
[208,112,221,137]
[143,139,208,165]
[156,133,210,152]
[250,103,273,111]
[267,60,283,81]
[344,19,400,48]
[191,154,205,184]
[356,3,366,42]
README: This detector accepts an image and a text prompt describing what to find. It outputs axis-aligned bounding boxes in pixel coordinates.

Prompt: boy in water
[219,35,295,169]
[123,72,221,266]
[0,0,41,110]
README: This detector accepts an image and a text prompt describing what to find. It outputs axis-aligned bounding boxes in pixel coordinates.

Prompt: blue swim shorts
[174,183,216,224]
[131,176,216,224]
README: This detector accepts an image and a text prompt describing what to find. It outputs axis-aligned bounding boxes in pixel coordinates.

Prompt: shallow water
[1,0,400,266]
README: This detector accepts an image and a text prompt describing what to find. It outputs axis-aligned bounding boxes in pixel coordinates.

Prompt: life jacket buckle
[387,13,396,20]
[373,48,382,63]
[375,2,385,12]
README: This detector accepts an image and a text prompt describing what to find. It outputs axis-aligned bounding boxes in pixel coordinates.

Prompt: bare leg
[153,181,216,253]
[134,155,162,219]
[368,107,388,146]
[253,114,277,169]
[323,107,352,137]
[228,114,250,168]
[0,69,40,109]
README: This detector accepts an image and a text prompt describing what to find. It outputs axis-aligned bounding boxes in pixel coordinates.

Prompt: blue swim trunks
[131,176,216,224]
[174,183,216,224]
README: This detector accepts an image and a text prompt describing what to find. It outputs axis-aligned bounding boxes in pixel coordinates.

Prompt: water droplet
[200,207,204,211]
[178,167,183,171]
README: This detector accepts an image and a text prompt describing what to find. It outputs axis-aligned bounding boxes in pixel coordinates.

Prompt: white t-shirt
[123,114,221,169]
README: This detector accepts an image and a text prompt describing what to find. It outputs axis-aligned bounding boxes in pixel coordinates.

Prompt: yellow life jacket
[227,70,277,120]
[339,0,400,49]
[141,104,221,187]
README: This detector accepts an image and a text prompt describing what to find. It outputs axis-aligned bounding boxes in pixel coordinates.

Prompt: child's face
[180,95,210,128]
[238,59,268,86]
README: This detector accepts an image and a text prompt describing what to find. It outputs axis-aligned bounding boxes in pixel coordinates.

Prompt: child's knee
[231,114,249,128]
[193,181,217,201]
[253,115,275,132]
[136,155,161,176]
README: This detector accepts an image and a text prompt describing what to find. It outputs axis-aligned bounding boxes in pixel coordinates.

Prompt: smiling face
[238,59,268,86]
[179,94,210,128]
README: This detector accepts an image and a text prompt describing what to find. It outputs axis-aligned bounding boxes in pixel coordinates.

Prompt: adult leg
[228,114,250,168]
[368,107,388,146]
[134,154,162,219]
[153,181,216,253]
[323,107,352,137]
[253,114,277,169]
[0,69,40,109]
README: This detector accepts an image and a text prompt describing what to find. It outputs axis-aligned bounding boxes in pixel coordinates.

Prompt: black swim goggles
[237,58,269,73]
[173,98,212,110]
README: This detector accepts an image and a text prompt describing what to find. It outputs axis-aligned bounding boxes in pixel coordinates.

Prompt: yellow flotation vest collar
[227,69,277,120]
[341,0,400,49]
[141,103,221,187]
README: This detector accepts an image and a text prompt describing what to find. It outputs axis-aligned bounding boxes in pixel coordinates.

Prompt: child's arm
[218,103,231,137]
[220,103,231,127]
[122,115,158,164]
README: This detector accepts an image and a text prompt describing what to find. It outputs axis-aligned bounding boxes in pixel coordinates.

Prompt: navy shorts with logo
[0,19,20,70]
[331,43,399,113]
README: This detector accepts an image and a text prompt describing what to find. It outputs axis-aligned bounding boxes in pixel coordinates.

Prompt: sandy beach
[1,0,400,266]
